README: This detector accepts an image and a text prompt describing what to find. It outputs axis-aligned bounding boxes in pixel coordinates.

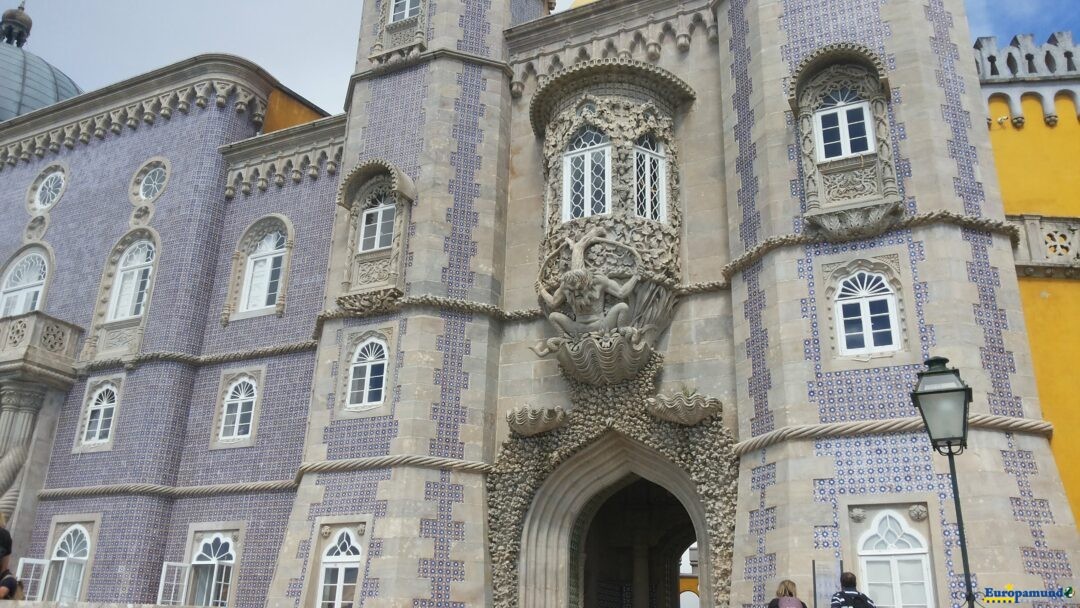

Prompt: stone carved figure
[538,228,640,338]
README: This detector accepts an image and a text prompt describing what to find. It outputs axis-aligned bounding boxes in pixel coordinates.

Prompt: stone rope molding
[0,78,267,171]
[732,413,1053,455]
[37,454,492,501]
[79,340,318,374]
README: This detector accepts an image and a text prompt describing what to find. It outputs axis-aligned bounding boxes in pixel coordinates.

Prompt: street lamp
[910,356,975,608]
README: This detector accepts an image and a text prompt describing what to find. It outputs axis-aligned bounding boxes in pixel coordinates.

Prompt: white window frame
[16,558,49,601]
[107,240,155,322]
[814,100,875,162]
[139,165,168,201]
[188,533,236,608]
[358,198,396,254]
[633,137,668,222]
[219,378,256,441]
[158,561,190,606]
[834,271,900,357]
[82,384,118,445]
[33,170,66,211]
[561,129,612,222]
[317,530,364,608]
[857,511,936,608]
[1,251,47,318]
[239,232,287,313]
[346,338,388,410]
[390,0,421,22]
[42,524,90,602]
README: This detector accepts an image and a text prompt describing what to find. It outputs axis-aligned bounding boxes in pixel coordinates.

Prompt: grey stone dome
[0,38,81,123]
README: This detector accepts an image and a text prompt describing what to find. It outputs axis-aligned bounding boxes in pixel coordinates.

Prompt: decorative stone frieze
[1010,214,1080,278]
[507,406,567,437]
[0,312,81,389]
[222,115,345,200]
[488,354,739,608]
[646,392,721,426]
[804,199,904,241]
[507,0,717,99]
[336,286,405,316]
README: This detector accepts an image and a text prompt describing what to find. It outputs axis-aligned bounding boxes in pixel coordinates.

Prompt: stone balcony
[0,311,82,389]
[1009,214,1080,279]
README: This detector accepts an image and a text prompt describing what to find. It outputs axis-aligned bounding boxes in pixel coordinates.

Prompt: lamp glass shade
[913,389,967,443]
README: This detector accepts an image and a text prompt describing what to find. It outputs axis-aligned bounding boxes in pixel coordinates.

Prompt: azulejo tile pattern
[1002,436,1074,593]
[743,455,777,608]
[415,471,466,608]
[458,0,492,58]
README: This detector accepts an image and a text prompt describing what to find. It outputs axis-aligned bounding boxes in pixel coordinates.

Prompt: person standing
[830,572,876,608]
[768,579,808,608]
[0,514,11,573]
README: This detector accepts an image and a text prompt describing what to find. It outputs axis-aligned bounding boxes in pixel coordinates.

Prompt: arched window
[634,134,667,221]
[562,127,612,221]
[358,193,396,253]
[108,240,155,321]
[1,250,47,317]
[83,384,117,444]
[858,511,935,608]
[220,378,256,440]
[814,87,875,161]
[240,231,287,312]
[834,271,899,356]
[45,525,90,601]
[319,530,363,608]
[191,534,236,607]
[391,0,420,22]
[347,339,387,408]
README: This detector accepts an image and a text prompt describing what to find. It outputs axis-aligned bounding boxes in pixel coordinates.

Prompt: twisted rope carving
[733,414,1053,455]
[38,455,493,501]
[0,446,28,495]
[80,340,319,373]
[0,470,21,519]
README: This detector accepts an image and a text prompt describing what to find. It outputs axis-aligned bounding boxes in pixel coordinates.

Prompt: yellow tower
[978,32,1080,520]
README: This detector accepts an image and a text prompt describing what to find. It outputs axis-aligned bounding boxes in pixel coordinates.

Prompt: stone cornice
[0,54,325,171]
[220,114,346,199]
[344,48,512,109]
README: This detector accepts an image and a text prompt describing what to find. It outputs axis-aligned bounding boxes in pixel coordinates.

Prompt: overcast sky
[15,0,1080,114]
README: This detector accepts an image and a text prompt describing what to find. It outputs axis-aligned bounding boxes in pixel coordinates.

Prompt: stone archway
[487,356,738,608]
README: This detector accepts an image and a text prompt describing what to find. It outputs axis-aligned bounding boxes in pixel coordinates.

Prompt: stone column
[0,381,46,518]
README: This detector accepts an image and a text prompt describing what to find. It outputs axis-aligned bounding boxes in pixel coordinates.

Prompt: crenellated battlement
[974,31,1078,82]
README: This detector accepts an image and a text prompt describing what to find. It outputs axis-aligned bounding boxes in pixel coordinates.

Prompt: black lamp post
[910,356,975,608]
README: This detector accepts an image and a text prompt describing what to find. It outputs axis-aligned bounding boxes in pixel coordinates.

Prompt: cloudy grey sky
[15,0,1080,114]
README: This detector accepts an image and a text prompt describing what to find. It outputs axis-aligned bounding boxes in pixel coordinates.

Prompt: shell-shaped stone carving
[552,330,654,386]
[506,406,566,437]
[646,393,721,426]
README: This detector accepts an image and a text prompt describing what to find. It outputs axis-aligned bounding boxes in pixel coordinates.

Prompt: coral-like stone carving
[506,406,566,437]
[646,392,722,426]
[535,328,654,386]
[850,507,867,522]
[804,200,903,241]
[908,504,929,522]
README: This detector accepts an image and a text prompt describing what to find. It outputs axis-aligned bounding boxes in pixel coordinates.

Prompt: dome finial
[2,1,32,48]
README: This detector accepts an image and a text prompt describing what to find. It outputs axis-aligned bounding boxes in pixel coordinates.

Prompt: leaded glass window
[108,241,155,321]
[319,530,363,608]
[140,165,168,201]
[1,251,47,317]
[83,385,117,444]
[241,231,287,312]
[34,170,65,211]
[562,127,611,221]
[814,88,874,161]
[634,134,667,221]
[347,339,387,408]
[359,194,396,253]
[220,378,256,440]
[834,271,900,356]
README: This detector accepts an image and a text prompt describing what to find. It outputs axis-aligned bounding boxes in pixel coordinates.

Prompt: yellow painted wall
[987,92,1080,522]
[987,94,1080,216]
[262,89,325,134]
[1018,279,1080,523]
[679,575,699,594]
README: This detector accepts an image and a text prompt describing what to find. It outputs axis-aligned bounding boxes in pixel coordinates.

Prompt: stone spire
[1,2,31,48]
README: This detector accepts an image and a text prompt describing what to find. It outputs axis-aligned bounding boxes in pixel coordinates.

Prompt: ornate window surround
[128,157,171,205]
[26,163,68,215]
[791,44,902,237]
[107,240,156,322]
[80,228,161,361]
[368,0,428,67]
[210,366,266,450]
[819,254,918,370]
[833,270,900,357]
[856,510,937,608]
[333,160,416,303]
[178,522,246,608]
[561,126,613,222]
[0,244,53,319]
[337,327,395,419]
[633,134,668,222]
[220,214,295,326]
[299,515,372,608]
[40,514,100,603]
[72,374,125,454]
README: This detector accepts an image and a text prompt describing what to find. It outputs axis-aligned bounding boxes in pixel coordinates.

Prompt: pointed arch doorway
[515,433,725,608]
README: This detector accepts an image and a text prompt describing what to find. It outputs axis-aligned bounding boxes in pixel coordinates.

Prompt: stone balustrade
[1009,214,1080,278]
